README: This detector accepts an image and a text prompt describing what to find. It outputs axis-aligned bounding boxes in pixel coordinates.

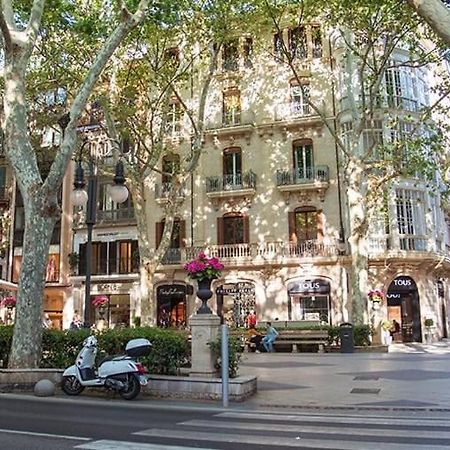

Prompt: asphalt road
[1,393,450,449]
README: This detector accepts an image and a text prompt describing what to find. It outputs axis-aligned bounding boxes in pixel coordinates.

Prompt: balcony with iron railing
[206,171,257,210]
[276,166,330,202]
[369,234,436,256]
[204,111,255,145]
[155,182,186,205]
[160,239,341,265]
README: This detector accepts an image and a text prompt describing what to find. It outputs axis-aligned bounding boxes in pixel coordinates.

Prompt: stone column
[189,313,220,378]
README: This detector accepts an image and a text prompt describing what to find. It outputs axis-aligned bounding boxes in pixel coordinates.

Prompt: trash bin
[340,322,354,353]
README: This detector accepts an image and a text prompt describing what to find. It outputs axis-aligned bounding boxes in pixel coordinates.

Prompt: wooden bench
[273,329,329,353]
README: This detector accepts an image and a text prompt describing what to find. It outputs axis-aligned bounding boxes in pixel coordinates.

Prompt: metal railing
[155,182,186,199]
[161,240,340,265]
[95,208,135,222]
[276,166,329,186]
[206,171,257,193]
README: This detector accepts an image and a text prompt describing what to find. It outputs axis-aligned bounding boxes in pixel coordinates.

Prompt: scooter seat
[99,354,126,365]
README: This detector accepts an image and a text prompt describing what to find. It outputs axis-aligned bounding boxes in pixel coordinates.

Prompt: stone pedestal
[189,313,220,378]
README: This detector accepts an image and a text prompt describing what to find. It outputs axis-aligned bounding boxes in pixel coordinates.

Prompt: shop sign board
[387,276,417,294]
[157,284,187,298]
[216,283,255,296]
[288,279,330,294]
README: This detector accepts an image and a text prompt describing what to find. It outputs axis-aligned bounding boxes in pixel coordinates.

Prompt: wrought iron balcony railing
[206,171,257,193]
[276,166,329,186]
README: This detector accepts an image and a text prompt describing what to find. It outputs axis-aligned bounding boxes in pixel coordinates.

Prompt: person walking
[261,321,279,352]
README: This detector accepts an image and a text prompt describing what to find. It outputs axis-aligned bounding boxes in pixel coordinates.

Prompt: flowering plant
[0,296,16,308]
[368,289,384,302]
[92,295,109,308]
[184,251,224,281]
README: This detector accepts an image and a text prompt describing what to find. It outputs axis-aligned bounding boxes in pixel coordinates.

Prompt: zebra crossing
[76,409,450,450]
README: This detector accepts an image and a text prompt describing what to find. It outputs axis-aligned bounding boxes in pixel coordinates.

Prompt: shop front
[156,284,191,328]
[387,275,422,342]
[216,282,256,327]
[287,278,331,324]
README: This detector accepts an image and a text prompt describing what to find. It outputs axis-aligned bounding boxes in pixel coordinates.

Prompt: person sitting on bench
[262,321,279,353]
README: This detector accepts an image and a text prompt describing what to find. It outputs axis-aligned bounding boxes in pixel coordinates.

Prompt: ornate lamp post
[71,143,129,327]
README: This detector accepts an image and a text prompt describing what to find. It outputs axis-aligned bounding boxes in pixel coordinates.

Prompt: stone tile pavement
[238,340,450,410]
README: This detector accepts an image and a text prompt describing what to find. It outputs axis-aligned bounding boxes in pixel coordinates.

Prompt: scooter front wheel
[119,374,141,400]
[61,376,84,396]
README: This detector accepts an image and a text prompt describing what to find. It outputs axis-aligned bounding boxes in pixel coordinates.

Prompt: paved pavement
[238,340,450,410]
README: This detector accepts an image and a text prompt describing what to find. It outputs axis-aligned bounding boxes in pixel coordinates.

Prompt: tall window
[223,90,241,125]
[162,154,180,186]
[293,140,314,180]
[98,181,134,221]
[290,82,310,116]
[273,32,284,61]
[289,207,323,243]
[311,25,322,58]
[289,26,307,59]
[385,67,403,108]
[395,189,426,250]
[218,213,249,245]
[166,101,182,136]
[243,38,253,68]
[362,120,383,155]
[156,219,186,248]
[222,40,239,71]
[223,147,242,187]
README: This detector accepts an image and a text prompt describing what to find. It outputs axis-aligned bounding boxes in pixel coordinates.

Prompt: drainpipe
[328,34,346,250]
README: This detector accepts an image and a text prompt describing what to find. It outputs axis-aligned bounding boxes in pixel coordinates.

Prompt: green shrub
[0,325,13,368]
[209,335,243,378]
[326,324,373,347]
[1,326,190,375]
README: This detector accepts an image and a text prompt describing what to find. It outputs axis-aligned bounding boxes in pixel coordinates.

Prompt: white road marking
[217,411,450,427]
[180,418,450,439]
[0,427,90,441]
[76,440,215,450]
[134,428,450,449]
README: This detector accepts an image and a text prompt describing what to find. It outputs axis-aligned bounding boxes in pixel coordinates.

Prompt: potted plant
[68,252,79,275]
[184,251,224,314]
[424,318,434,343]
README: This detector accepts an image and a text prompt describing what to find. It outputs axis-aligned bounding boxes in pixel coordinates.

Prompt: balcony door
[218,213,249,245]
[293,140,314,180]
[223,147,242,189]
[289,207,323,244]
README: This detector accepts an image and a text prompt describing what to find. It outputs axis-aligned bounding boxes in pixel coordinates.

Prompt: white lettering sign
[394,279,412,286]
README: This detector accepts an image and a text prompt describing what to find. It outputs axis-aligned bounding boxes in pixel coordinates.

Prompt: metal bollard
[221,324,229,408]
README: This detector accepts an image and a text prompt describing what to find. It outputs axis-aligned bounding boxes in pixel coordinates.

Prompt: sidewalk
[238,340,450,410]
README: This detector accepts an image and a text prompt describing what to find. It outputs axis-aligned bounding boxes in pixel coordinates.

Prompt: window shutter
[288,211,297,243]
[317,210,324,242]
[79,243,86,275]
[179,220,186,247]
[217,217,224,245]
[243,215,250,243]
[131,240,139,272]
[109,242,117,274]
[156,221,164,247]
[100,242,108,274]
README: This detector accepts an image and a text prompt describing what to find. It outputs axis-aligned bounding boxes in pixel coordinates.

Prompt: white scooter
[61,335,151,400]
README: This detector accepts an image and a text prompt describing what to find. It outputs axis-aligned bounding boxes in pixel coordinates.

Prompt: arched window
[288,206,323,243]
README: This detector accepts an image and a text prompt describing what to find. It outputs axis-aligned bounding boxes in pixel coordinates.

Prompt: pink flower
[184,252,224,281]
[92,295,109,307]
[0,296,16,307]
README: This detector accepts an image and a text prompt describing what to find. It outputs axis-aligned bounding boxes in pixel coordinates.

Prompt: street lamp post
[71,145,129,328]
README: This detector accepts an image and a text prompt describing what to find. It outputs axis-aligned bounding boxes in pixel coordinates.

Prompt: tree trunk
[345,159,369,325]
[9,201,56,368]
[140,262,157,326]
[407,0,450,47]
